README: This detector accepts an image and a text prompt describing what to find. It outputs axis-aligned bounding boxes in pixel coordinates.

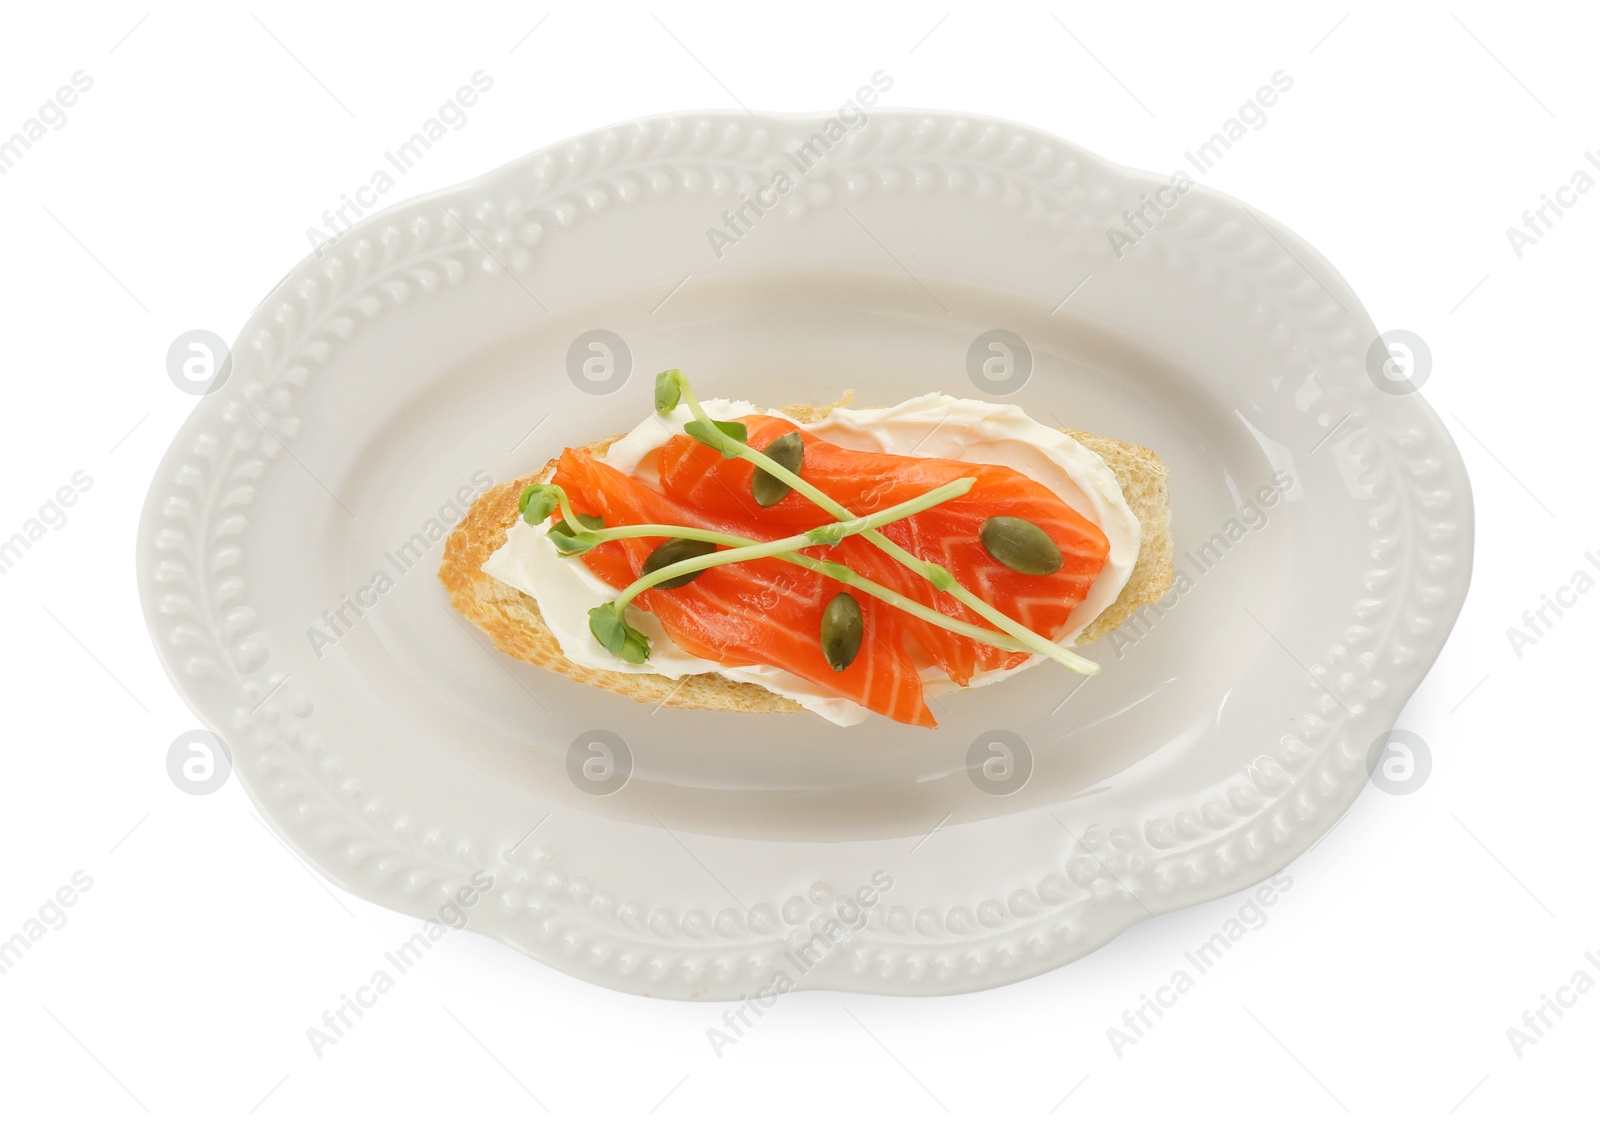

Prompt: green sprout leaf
[683,417,749,458]
[548,360,1103,683]
[519,483,562,524]
[547,512,605,555]
[588,603,651,664]
[665,370,1096,673]
[654,369,683,413]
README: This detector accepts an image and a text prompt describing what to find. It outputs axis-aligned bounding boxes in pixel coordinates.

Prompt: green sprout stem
[608,478,974,609]
[660,371,1099,675]
[665,532,1043,657]
[530,478,1052,660]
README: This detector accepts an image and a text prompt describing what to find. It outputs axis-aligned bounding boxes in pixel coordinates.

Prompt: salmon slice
[549,448,936,727]
[655,416,1111,684]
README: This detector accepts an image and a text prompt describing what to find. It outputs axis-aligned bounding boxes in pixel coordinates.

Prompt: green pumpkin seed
[751,430,805,507]
[820,592,864,671]
[979,515,1064,575]
[642,537,719,588]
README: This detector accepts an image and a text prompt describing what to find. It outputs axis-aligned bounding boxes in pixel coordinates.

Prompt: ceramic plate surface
[139,109,1472,998]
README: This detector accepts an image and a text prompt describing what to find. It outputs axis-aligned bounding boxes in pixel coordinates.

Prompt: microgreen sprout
[587,478,977,663]
[517,478,1011,665]
[654,368,683,412]
[548,513,605,555]
[587,604,650,664]
[650,369,1099,675]
[531,374,1102,676]
[682,417,749,456]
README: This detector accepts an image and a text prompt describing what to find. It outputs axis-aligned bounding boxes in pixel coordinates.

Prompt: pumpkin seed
[979,515,1063,575]
[641,537,719,588]
[820,591,864,671]
[751,430,805,507]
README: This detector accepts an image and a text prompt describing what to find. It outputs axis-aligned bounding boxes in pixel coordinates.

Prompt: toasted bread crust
[438,405,1171,716]
[1065,430,1174,644]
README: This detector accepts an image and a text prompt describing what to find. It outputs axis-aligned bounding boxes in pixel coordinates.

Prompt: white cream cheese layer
[482,395,1140,726]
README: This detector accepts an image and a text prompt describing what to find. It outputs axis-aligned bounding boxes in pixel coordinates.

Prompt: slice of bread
[438,403,1173,716]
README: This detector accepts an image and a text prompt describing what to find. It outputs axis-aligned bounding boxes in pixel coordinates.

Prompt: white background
[1,1,1594,1122]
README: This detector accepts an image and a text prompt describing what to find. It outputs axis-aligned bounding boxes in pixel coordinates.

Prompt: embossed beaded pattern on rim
[137,110,1472,998]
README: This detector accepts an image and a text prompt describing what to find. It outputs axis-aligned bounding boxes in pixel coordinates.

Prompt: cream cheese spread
[482,394,1139,726]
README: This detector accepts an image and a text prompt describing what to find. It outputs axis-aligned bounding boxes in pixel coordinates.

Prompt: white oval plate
[139,110,1472,998]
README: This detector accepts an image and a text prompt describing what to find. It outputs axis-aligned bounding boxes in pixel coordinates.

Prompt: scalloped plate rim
[136,107,1474,999]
